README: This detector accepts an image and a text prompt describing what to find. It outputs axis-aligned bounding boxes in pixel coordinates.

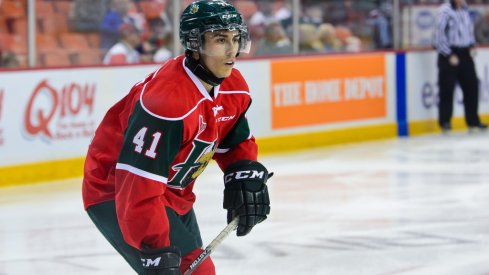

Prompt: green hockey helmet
[179,0,251,54]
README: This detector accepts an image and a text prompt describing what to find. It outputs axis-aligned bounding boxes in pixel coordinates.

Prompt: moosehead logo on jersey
[212,105,223,116]
[168,139,218,189]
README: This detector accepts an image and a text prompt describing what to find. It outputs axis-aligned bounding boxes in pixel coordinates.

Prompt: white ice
[1,131,489,275]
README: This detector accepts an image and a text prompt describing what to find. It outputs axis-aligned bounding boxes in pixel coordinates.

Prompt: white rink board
[0,53,397,168]
[406,49,489,122]
[234,60,270,137]
[0,65,157,166]
[249,53,397,138]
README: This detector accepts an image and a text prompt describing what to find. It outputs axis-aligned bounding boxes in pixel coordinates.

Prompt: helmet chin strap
[184,51,224,87]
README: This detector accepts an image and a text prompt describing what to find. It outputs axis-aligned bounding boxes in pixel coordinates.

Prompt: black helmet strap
[184,50,224,87]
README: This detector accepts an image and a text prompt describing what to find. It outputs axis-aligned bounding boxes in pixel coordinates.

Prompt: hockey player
[82,1,271,274]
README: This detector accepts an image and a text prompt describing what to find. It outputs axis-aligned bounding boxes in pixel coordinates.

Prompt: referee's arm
[434,11,452,56]
[468,17,476,48]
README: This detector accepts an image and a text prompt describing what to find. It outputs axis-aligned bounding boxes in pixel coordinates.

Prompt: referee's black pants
[437,48,481,127]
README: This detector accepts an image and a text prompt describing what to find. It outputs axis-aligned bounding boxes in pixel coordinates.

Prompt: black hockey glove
[223,160,271,237]
[140,246,181,275]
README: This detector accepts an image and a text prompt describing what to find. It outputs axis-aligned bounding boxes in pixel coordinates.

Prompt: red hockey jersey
[82,55,258,250]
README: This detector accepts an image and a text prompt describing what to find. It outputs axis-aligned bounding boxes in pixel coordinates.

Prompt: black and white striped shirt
[434,3,475,56]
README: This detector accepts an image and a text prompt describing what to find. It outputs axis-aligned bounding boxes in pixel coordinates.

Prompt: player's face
[200,30,240,78]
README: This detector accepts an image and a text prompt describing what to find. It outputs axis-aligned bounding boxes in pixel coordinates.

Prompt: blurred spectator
[71,0,109,32]
[255,20,293,56]
[274,0,293,22]
[324,0,374,47]
[100,0,132,52]
[345,36,362,52]
[274,0,293,31]
[301,4,324,27]
[147,17,173,63]
[317,23,342,52]
[127,2,148,36]
[153,42,172,63]
[325,0,369,26]
[0,50,19,68]
[151,12,173,40]
[369,9,393,49]
[299,24,323,54]
[249,1,275,27]
[475,12,489,44]
[103,23,141,65]
[249,0,291,27]
[246,0,293,56]
[335,25,353,50]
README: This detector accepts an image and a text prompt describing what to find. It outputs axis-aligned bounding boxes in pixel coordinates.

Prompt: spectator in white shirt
[103,23,141,65]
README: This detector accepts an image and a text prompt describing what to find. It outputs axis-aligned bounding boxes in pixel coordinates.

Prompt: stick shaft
[184,218,239,275]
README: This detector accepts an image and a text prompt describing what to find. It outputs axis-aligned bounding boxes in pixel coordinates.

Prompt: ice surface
[1,132,489,275]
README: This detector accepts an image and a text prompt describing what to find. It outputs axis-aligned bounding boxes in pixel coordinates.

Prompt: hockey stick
[183,217,239,275]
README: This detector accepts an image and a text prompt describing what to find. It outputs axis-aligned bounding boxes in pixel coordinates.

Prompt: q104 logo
[24,79,97,141]
[421,65,489,109]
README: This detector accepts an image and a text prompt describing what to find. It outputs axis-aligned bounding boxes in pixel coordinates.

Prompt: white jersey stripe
[218,91,250,95]
[116,163,168,183]
[215,148,230,154]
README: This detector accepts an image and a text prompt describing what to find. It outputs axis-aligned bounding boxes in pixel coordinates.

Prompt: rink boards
[1,50,488,185]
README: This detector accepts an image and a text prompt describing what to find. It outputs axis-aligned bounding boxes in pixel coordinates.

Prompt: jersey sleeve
[115,100,184,250]
[213,101,258,171]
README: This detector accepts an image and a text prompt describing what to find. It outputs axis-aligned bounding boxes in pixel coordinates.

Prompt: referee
[434,0,487,132]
